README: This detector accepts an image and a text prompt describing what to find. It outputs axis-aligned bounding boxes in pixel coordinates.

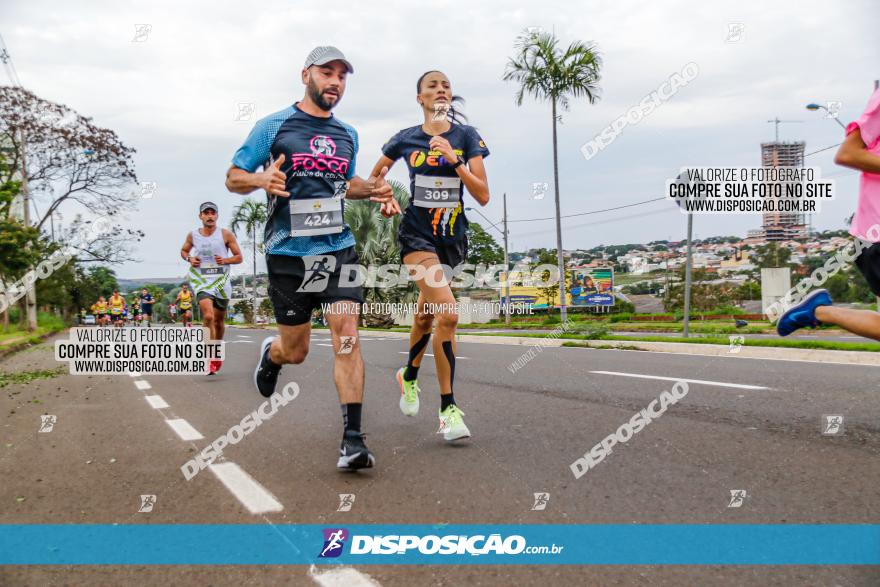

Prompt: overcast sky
[2,0,877,280]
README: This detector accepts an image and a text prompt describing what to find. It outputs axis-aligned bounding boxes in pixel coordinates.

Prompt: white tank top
[188,228,231,298]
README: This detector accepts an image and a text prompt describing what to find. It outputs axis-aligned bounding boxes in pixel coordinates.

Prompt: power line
[500,196,667,225]
[488,143,842,228]
[804,143,841,157]
[513,206,675,239]
[0,32,22,87]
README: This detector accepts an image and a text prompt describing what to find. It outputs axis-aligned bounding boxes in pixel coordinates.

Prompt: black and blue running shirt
[382,124,489,244]
[232,103,358,257]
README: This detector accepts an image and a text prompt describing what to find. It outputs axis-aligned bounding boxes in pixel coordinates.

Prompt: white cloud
[1,0,876,277]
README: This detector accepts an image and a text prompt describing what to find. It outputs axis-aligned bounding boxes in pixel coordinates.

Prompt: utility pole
[683,213,693,338]
[502,193,511,326]
[19,129,38,330]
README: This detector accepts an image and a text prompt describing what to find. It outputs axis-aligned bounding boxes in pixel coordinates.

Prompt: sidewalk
[354,330,880,367]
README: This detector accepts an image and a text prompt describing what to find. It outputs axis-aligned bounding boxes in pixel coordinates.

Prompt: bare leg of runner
[815,306,880,341]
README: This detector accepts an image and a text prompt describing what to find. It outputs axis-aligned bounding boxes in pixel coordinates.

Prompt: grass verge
[467,331,880,352]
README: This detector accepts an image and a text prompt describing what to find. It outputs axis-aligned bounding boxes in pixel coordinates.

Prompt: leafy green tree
[258,297,274,320]
[233,299,254,324]
[230,198,267,320]
[735,280,761,302]
[345,179,417,327]
[0,86,143,265]
[0,154,41,330]
[752,243,792,269]
[825,273,850,301]
[466,222,503,267]
[504,29,602,322]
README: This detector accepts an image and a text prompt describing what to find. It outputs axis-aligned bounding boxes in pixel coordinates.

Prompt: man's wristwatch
[450,159,464,169]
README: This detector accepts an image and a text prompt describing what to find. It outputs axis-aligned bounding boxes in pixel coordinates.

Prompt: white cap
[303,46,354,74]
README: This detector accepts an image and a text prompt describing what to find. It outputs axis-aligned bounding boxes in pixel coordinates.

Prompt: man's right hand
[189,256,201,268]
[259,154,290,197]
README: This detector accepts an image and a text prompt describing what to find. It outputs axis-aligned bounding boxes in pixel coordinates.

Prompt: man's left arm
[219,229,244,265]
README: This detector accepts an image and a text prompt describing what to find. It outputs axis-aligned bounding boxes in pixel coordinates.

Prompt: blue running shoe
[776,289,832,336]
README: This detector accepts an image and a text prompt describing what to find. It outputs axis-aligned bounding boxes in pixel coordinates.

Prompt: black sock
[404,333,430,381]
[440,340,457,411]
[441,340,456,389]
[440,392,456,411]
[342,403,362,433]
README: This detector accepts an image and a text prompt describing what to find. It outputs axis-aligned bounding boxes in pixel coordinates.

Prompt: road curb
[355,330,880,367]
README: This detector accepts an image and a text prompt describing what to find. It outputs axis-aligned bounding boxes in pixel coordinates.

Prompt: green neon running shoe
[437,404,470,442]
[396,367,420,416]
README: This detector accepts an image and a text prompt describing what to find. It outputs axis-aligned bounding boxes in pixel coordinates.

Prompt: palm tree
[344,179,417,326]
[503,30,602,322]
[229,198,267,322]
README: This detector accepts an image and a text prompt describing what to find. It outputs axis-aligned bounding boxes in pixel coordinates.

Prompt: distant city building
[748,141,808,242]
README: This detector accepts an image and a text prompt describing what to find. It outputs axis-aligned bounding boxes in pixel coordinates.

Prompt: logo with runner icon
[821,414,844,435]
[310,135,337,157]
[531,492,550,511]
[318,528,349,558]
[337,493,356,511]
[297,255,336,293]
[39,415,57,433]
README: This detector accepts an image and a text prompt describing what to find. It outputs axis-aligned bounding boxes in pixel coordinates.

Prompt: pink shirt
[847,89,880,242]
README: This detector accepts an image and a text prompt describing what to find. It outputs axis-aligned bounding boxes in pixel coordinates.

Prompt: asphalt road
[460,327,880,344]
[2,327,879,585]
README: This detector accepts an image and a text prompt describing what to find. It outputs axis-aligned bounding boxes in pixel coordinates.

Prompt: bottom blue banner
[0,524,877,565]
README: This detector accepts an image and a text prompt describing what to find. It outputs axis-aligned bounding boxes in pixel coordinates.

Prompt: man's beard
[307,79,340,111]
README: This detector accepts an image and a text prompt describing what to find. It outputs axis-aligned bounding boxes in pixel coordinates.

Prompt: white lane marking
[589,370,768,390]
[398,351,469,360]
[127,372,141,378]
[144,395,169,409]
[317,343,333,347]
[209,462,283,514]
[134,380,152,391]
[309,565,380,587]
[228,340,255,344]
[165,418,204,441]
[236,335,250,338]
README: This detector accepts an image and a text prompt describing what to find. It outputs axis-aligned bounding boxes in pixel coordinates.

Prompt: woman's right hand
[380,198,401,218]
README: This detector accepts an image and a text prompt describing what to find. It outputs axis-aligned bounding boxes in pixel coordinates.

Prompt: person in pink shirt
[777,88,880,341]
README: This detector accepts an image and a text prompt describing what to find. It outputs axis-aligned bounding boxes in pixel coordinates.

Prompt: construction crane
[766,117,803,142]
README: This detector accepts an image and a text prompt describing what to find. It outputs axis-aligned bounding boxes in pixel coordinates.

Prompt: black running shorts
[196,292,229,312]
[855,241,880,297]
[399,232,468,270]
[267,246,364,326]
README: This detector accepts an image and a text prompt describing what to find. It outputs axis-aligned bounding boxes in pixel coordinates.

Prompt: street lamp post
[804,103,846,130]
[683,212,693,338]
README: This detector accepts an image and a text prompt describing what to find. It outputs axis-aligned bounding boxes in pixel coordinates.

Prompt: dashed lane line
[164,418,204,441]
[144,395,169,409]
[209,462,283,514]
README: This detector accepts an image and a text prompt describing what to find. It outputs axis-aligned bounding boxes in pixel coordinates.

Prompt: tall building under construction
[746,141,808,242]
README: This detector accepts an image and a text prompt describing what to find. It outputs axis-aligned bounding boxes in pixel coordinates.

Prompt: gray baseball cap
[199,201,218,213]
[303,46,354,74]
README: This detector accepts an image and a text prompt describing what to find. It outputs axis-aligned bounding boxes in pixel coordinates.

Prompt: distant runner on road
[180,201,243,374]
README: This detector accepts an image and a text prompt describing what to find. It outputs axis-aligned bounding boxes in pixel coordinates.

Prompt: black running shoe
[337,431,375,470]
[253,336,281,398]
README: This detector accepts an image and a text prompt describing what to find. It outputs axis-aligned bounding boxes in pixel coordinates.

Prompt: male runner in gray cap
[226,46,395,470]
